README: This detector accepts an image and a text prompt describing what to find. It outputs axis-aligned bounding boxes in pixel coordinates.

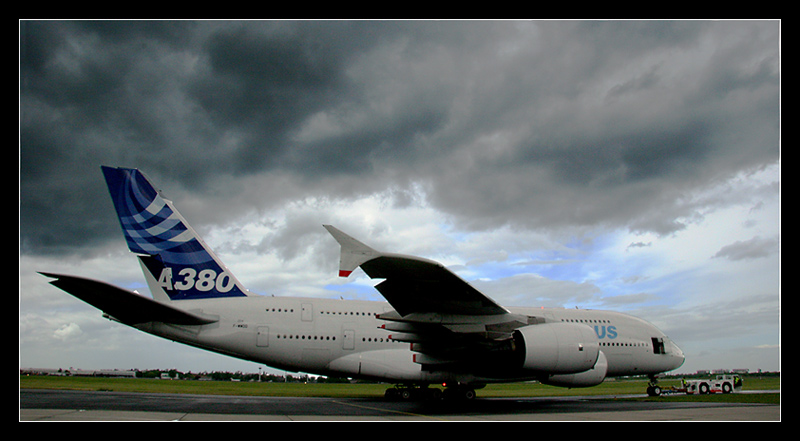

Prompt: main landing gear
[384,384,478,401]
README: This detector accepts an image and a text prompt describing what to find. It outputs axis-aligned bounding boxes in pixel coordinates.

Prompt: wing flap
[40,273,218,326]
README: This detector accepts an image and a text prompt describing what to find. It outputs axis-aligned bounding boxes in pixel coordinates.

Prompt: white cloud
[53,323,83,341]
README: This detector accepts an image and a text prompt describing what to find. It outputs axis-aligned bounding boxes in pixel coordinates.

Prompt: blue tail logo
[102,166,247,300]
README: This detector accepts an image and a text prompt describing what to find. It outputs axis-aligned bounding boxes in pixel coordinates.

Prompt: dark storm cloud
[20,20,780,255]
[19,21,375,253]
[416,21,779,233]
[188,23,358,173]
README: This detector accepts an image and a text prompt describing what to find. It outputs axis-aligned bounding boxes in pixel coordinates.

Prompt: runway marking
[331,400,450,421]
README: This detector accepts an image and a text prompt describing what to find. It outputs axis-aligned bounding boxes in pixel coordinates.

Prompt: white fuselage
[133,294,684,384]
[80,168,685,390]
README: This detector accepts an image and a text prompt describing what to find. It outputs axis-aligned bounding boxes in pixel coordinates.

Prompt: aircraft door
[651,337,665,354]
[257,326,270,347]
[302,303,313,322]
[342,329,355,350]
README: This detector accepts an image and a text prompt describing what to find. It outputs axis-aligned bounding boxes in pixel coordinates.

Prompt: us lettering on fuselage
[595,325,617,340]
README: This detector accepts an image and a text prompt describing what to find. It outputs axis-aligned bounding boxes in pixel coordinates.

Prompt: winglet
[323,225,379,277]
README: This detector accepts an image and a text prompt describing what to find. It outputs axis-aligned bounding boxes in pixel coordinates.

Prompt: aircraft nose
[669,341,686,370]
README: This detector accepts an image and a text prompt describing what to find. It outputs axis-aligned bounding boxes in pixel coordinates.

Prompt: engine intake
[514,322,599,374]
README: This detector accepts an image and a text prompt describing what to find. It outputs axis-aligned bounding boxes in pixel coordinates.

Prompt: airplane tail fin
[101,166,249,300]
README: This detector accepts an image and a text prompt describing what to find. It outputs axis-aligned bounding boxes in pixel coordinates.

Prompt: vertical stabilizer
[102,166,248,300]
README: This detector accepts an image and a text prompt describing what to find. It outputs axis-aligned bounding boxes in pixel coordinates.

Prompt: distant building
[20,368,63,376]
[95,369,136,378]
[20,367,136,378]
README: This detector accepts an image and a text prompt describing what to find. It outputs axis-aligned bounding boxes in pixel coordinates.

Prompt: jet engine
[513,322,600,374]
[541,350,608,387]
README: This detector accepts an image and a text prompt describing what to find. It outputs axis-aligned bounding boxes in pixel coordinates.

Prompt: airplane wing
[324,226,535,367]
[323,225,508,317]
[40,273,219,326]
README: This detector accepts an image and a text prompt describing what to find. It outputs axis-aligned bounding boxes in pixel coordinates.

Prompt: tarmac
[19,388,780,421]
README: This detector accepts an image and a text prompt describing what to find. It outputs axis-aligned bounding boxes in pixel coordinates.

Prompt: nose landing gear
[646,375,662,397]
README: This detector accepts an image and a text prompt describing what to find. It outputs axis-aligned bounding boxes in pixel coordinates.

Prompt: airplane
[41,166,685,400]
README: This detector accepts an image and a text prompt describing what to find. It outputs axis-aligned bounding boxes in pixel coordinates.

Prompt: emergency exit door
[257,326,269,347]
[342,329,355,350]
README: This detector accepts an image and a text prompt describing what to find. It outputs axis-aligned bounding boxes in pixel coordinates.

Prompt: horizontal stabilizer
[40,273,218,326]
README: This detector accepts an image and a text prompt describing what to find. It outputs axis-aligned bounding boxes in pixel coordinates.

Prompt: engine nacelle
[541,351,608,387]
[514,322,600,374]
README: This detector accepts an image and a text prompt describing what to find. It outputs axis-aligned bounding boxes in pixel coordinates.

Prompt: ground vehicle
[684,374,743,394]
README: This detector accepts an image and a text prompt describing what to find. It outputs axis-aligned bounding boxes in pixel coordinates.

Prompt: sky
[19,20,780,375]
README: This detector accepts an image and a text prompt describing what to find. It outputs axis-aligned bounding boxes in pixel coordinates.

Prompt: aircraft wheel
[427,388,443,400]
[444,387,476,400]
[646,386,661,397]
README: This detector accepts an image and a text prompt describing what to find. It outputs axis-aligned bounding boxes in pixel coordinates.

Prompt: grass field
[19,375,780,405]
